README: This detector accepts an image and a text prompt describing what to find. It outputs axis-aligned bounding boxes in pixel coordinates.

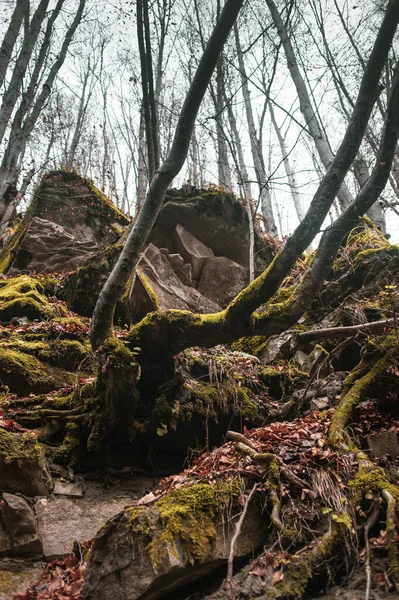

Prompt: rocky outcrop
[0,170,129,275]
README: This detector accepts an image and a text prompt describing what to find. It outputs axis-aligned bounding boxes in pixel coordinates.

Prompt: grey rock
[172,223,214,280]
[1,494,42,557]
[35,497,137,560]
[2,494,37,537]
[198,256,247,307]
[310,397,330,412]
[367,430,399,458]
[128,243,221,323]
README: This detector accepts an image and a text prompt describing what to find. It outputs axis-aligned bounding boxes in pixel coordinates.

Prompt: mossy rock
[60,244,122,317]
[0,276,59,321]
[84,479,266,600]
[0,338,90,371]
[0,170,129,275]
[0,429,53,496]
[0,346,75,395]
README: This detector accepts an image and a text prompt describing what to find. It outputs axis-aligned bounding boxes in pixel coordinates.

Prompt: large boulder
[148,188,275,274]
[198,256,247,307]
[0,170,129,274]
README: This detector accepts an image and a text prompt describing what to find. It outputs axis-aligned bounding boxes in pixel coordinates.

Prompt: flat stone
[54,481,85,498]
[172,223,214,280]
[34,497,136,561]
[310,397,329,412]
[367,430,399,458]
[198,256,247,307]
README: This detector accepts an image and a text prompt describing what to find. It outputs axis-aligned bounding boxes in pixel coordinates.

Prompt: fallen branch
[297,318,395,344]
[364,502,380,600]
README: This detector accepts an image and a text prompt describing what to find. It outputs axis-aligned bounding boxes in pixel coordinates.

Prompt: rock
[310,397,330,412]
[54,481,85,498]
[148,188,275,274]
[127,244,221,323]
[172,223,214,280]
[167,253,184,270]
[35,497,137,561]
[259,331,297,364]
[0,170,129,275]
[1,494,42,557]
[83,484,267,600]
[198,256,247,307]
[0,430,53,497]
[367,430,399,458]
[174,262,193,287]
[2,494,37,537]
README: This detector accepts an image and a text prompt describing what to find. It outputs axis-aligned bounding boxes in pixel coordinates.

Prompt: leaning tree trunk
[90,0,247,349]
[0,0,28,89]
[266,0,354,212]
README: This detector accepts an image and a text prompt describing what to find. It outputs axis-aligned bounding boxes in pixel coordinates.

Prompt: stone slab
[34,497,135,561]
[54,481,85,498]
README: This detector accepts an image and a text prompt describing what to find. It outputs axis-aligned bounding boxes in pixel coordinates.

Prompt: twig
[226,482,259,598]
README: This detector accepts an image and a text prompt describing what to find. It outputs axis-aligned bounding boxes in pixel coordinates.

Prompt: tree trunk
[234,24,278,236]
[269,101,305,223]
[0,0,29,89]
[265,0,354,211]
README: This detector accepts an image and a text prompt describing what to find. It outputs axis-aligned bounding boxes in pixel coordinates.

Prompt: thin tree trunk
[234,24,277,236]
[0,0,50,147]
[136,101,148,215]
[353,156,386,233]
[225,90,254,280]
[269,101,304,223]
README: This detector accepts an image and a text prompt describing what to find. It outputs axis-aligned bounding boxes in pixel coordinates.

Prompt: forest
[0,0,399,599]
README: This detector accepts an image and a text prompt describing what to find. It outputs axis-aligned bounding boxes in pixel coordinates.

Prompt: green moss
[0,347,49,392]
[230,335,268,356]
[149,480,240,568]
[0,571,12,593]
[54,421,81,464]
[350,465,399,505]
[0,276,56,321]
[0,428,41,465]
[329,355,391,448]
